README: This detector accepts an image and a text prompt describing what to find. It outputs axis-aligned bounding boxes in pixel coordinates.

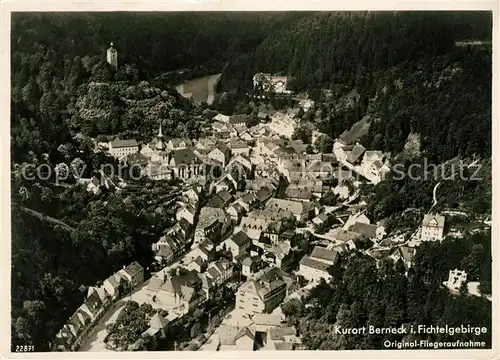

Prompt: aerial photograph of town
[9,10,493,353]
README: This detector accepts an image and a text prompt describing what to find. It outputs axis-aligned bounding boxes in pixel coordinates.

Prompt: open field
[175,73,222,105]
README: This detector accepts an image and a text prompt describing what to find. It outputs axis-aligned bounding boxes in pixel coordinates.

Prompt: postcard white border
[1,1,498,360]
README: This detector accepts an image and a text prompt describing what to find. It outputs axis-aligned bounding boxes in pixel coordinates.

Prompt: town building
[223,231,252,258]
[217,325,256,351]
[443,269,467,292]
[118,261,144,289]
[108,139,138,158]
[236,267,288,314]
[421,214,446,241]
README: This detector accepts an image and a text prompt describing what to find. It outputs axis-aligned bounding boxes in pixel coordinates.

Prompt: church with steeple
[140,123,170,163]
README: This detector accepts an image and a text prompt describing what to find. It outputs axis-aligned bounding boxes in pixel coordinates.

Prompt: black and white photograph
[3,3,497,357]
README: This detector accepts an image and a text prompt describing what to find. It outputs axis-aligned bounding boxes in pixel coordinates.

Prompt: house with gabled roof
[186,239,215,263]
[235,192,259,212]
[167,138,193,151]
[205,259,234,286]
[149,271,207,315]
[108,139,139,158]
[224,231,251,258]
[236,266,290,314]
[103,273,125,299]
[345,143,366,164]
[242,255,262,277]
[421,213,446,241]
[312,212,330,227]
[208,142,231,167]
[182,186,201,205]
[350,221,378,240]
[176,204,196,225]
[256,186,275,205]
[213,173,238,194]
[217,325,256,351]
[227,202,246,224]
[266,198,315,222]
[389,246,416,271]
[152,234,182,265]
[298,256,332,282]
[342,211,371,231]
[119,261,144,289]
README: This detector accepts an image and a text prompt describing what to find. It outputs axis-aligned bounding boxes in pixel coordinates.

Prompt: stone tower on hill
[107,42,118,69]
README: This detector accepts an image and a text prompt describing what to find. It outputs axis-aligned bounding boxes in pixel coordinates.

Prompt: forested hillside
[10,11,492,350]
[286,231,492,350]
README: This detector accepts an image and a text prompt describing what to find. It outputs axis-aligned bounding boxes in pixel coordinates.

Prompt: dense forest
[10,11,492,350]
[283,231,492,350]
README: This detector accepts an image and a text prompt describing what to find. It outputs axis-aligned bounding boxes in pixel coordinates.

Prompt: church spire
[158,123,164,138]
[155,122,166,151]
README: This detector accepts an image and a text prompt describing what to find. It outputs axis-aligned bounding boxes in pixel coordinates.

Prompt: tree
[314,134,334,153]
[190,322,202,339]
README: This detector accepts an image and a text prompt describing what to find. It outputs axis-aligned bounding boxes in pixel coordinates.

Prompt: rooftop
[300,256,331,271]
[422,214,445,228]
[110,139,138,148]
[310,246,338,263]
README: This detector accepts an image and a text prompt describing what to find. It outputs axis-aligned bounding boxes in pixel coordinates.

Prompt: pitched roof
[240,192,258,204]
[256,186,273,203]
[235,326,255,342]
[149,312,169,329]
[399,246,415,263]
[122,261,144,278]
[346,143,366,163]
[168,138,192,147]
[350,222,377,238]
[266,198,313,217]
[105,274,119,289]
[300,256,331,271]
[218,325,244,346]
[217,190,233,203]
[229,139,248,149]
[229,202,245,215]
[229,114,249,125]
[214,141,230,155]
[363,150,384,162]
[171,148,200,166]
[242,255,261,266]
[310,246,338,262]
[285,187,313,200]
[269,326,296,340]
[207,195,225,208]
[111,139,138,148]
[274,342,294,350]
[230,231,251,247]
[253,313,282,327]
[422,214,445,228]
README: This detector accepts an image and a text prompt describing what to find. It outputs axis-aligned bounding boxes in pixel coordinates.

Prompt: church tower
[107,42,118,69]
[155,123,166,151]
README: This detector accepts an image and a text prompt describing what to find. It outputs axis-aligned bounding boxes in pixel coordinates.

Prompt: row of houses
[52,262,145,351]
[152,185,204,265]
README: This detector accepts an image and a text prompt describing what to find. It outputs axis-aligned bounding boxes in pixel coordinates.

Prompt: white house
[208,142,231,167]
[443,269,467,292]
[176,205,196,225]
[421,214,445,241]
[108,139,138,158]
